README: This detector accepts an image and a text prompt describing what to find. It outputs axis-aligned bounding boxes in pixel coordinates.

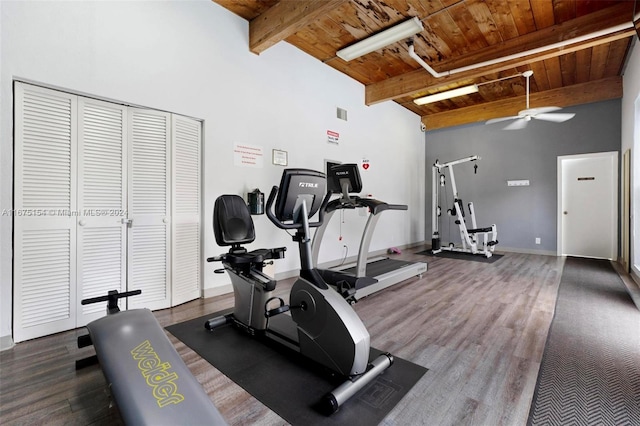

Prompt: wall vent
[337,107,347,121]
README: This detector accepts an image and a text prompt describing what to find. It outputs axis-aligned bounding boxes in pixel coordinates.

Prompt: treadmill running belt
[341,258,415,277]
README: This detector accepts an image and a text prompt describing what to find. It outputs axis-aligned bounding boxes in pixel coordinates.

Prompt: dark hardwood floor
[1,248,566,425]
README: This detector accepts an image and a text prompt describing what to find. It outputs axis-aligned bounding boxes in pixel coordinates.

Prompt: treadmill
[310,163,427,300]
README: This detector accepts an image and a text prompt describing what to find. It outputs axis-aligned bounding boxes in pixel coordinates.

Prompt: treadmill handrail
[326,198,358,214]
[325,196,408,215]
[355,197,407,215]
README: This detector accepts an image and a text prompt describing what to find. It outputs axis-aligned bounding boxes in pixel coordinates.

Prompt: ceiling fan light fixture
[413,84,479,105]
[485,70,576,129]
[336,17,423,61]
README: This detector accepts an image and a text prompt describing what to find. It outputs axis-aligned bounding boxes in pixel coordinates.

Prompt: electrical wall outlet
[535,237,541,244]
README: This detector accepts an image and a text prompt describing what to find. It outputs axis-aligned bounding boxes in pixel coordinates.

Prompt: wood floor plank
[1,249,576,425]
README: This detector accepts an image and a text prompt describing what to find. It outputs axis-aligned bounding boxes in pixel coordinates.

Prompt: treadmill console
[327,163,362,201]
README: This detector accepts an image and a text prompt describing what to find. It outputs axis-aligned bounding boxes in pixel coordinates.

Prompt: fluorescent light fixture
[336,17,423,61]
[413,84,479,105]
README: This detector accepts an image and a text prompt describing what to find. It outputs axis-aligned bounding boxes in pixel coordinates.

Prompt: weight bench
[77,290,226,425]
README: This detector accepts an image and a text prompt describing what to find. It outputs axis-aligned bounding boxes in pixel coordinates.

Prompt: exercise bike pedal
[264,296,290,318]
[265,296,308,317]
[336,281,357,301]
[342,289,358,305]
[265,304,290,317]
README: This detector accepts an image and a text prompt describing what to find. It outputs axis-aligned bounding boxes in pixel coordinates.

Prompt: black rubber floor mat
[417,250,503,263]
[166,313,427,425]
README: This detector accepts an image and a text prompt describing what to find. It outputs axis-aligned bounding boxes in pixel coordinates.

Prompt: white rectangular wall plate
[507,179,530,186]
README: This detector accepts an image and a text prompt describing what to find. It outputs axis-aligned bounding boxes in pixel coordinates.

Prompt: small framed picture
[272,149,288,166]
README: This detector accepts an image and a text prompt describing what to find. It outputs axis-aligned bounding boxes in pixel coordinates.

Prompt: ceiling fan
[486,70,575,130]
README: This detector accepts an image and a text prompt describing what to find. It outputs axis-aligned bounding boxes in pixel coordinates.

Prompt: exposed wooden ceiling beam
[419,76,622,131]
[249,0,348,54]
[365,2,634,105]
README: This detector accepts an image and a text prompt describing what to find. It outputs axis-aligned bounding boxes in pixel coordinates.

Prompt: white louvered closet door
[171,115,202,305]
[76,98,128,326]
[13,83,78,342]
[127,108,171,310]
[14,84,201,341]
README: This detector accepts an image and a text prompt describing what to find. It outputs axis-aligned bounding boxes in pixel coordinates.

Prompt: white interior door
[558,152,618,259]
[76,98,128,326]
[127,108,171,310]
[13,83,78,342]
[171,115,202,305]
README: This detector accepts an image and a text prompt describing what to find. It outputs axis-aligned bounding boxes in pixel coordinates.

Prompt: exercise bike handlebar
[265,185,332,230]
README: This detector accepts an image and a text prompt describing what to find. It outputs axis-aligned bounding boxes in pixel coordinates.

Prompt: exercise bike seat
[211,194,286,267]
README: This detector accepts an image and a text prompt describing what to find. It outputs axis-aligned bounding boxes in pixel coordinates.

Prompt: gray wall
[425,99,621,254]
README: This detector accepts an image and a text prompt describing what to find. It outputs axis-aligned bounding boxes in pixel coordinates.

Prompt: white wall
[621,36,640,276]
[0,0,425,342]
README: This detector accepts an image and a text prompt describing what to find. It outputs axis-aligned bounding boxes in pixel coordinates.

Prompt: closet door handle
[121,218,132,227]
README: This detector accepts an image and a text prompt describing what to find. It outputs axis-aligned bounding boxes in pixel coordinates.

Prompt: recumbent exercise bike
[204,168,393,414]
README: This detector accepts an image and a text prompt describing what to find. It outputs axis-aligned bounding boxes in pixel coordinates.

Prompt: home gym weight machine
[431,155,498,258]
[204,169,393,415]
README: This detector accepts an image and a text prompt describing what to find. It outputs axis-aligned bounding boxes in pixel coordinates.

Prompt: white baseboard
[1,335,15,352]
[425,242,557,257]
[493,246,557,256]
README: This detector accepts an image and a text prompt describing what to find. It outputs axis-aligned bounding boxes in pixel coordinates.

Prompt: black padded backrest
[213,195,255,246]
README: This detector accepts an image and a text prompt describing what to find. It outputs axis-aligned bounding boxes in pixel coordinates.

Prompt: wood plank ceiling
[214,0,637,130]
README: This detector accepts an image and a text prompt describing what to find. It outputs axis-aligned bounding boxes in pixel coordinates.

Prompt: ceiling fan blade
[534,112,576,123]
[503,118,529,130]
[486,115,519,125]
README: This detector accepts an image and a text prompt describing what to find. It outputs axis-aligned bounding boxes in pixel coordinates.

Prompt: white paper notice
[234,143,264,168]
[327,130,339,145]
